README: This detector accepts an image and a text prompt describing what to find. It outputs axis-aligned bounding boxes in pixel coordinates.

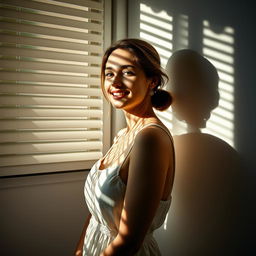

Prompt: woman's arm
[74,213,92,256]
[101,127,174,256]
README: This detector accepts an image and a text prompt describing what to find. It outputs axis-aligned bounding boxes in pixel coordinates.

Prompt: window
[0,0,111,176]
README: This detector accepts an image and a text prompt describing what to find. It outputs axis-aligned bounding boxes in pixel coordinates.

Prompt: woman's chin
[111,101,126,109]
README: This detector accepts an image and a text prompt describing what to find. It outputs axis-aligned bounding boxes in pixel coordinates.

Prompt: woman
[75,38,175,256]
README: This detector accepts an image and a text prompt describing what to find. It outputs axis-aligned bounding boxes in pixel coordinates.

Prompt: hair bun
[151,89,173,111]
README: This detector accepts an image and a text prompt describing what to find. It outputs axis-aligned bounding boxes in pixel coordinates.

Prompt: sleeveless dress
[83,124,175,256]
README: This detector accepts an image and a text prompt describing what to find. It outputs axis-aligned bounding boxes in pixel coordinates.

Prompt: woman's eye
[123,70,135,76]
[105,72,113,78]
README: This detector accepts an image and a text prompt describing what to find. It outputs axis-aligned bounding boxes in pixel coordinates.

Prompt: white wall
[0,171,89,256]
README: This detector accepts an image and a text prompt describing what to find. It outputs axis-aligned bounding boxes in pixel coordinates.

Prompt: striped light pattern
[202,20,235,147]
[139,3,174,131]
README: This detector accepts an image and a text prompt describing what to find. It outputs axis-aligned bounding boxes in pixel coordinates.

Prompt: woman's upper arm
[117,127,171,246]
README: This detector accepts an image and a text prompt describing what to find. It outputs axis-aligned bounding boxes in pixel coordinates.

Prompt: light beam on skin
[107,52,139,63]
[105,60,140,83]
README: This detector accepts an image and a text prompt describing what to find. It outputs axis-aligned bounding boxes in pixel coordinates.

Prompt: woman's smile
[110,89,130,100]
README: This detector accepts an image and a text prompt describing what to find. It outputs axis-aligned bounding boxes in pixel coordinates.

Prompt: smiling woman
[75,38,175,256]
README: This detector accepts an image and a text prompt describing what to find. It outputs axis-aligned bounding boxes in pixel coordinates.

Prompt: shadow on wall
[155,50,253,255]
[128,0,256,253]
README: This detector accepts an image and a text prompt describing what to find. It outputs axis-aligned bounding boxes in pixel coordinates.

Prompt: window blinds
[0,0,109,176]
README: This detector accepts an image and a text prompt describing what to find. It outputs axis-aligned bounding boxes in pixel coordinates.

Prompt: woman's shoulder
[139,122,172,139]
[135,122,172,150]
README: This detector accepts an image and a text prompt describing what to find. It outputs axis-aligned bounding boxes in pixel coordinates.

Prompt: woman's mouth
[110,90,129,100]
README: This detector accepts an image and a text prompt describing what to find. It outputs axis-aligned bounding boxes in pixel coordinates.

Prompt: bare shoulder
[136,125,171,144]
[133,125,173,154]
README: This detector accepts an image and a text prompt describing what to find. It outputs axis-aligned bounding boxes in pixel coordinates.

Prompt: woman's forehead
[106,48,137,68]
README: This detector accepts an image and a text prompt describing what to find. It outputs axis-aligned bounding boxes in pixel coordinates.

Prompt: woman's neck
[124,108,157,132]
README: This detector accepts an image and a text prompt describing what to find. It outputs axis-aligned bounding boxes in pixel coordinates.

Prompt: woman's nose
[112,74,122,86]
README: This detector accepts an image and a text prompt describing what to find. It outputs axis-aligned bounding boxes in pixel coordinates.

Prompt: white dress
[83,124,174,256]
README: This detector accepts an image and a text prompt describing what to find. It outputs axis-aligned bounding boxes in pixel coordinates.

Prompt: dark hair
[101,38,173,111]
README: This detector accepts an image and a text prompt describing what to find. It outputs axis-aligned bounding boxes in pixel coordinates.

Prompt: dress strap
[139,123,174,143]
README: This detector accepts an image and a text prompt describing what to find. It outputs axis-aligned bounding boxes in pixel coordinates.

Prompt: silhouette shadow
[155,50,247,255]
[167,49,220,130]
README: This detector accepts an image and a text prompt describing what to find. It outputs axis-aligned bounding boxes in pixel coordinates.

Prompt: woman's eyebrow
[105,64,136,70]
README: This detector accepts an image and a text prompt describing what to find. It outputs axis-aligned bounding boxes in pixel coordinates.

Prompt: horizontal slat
[0,59,101,74]
[0,0,103,20]
[0,151,102,167]
[0,68,93,78]
[0,119,103,129]
[0,45,102,64]
[54,0,104,10]
[0,34,103,53]
[0,22,103,42]
[0,80,101,88]
[0,84,102,96]
[0,71,101,84]
[0,140,102,155]
[0,130,102,143]
[0,7,103,31]
[0,95,102,106]
[0,108,103,118]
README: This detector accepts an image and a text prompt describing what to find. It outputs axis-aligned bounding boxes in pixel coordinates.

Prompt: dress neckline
[96,158,121,172]
[93,159,172,203]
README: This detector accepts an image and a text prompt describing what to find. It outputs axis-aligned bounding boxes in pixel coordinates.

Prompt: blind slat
[0,59,101,74]
[0,72,101,84]
[0,22,103,42]
[0,7,103,31]
[0,84,102,96]
[54,0,104,9]
[1,0,103,20]
[0,96,102,106]
[0,46,102,64]
[0,120,103,130]
[0,151,102,167]
[0,130,102,143]
[0,141,102,155]
[1,34,103,53]
[0,108,103,118]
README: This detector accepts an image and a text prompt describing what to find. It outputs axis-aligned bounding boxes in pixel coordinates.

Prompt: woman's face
[103,48,152,111]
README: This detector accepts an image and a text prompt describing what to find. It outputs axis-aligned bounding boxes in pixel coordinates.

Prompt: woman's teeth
[113,92,125,96]
[111,91,128,98]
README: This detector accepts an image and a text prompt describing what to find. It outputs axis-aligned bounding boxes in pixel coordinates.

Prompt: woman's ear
[149,77,159,90]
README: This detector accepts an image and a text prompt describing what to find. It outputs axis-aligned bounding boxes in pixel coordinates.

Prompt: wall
[127,0,255,255]
[0,171,89,256]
